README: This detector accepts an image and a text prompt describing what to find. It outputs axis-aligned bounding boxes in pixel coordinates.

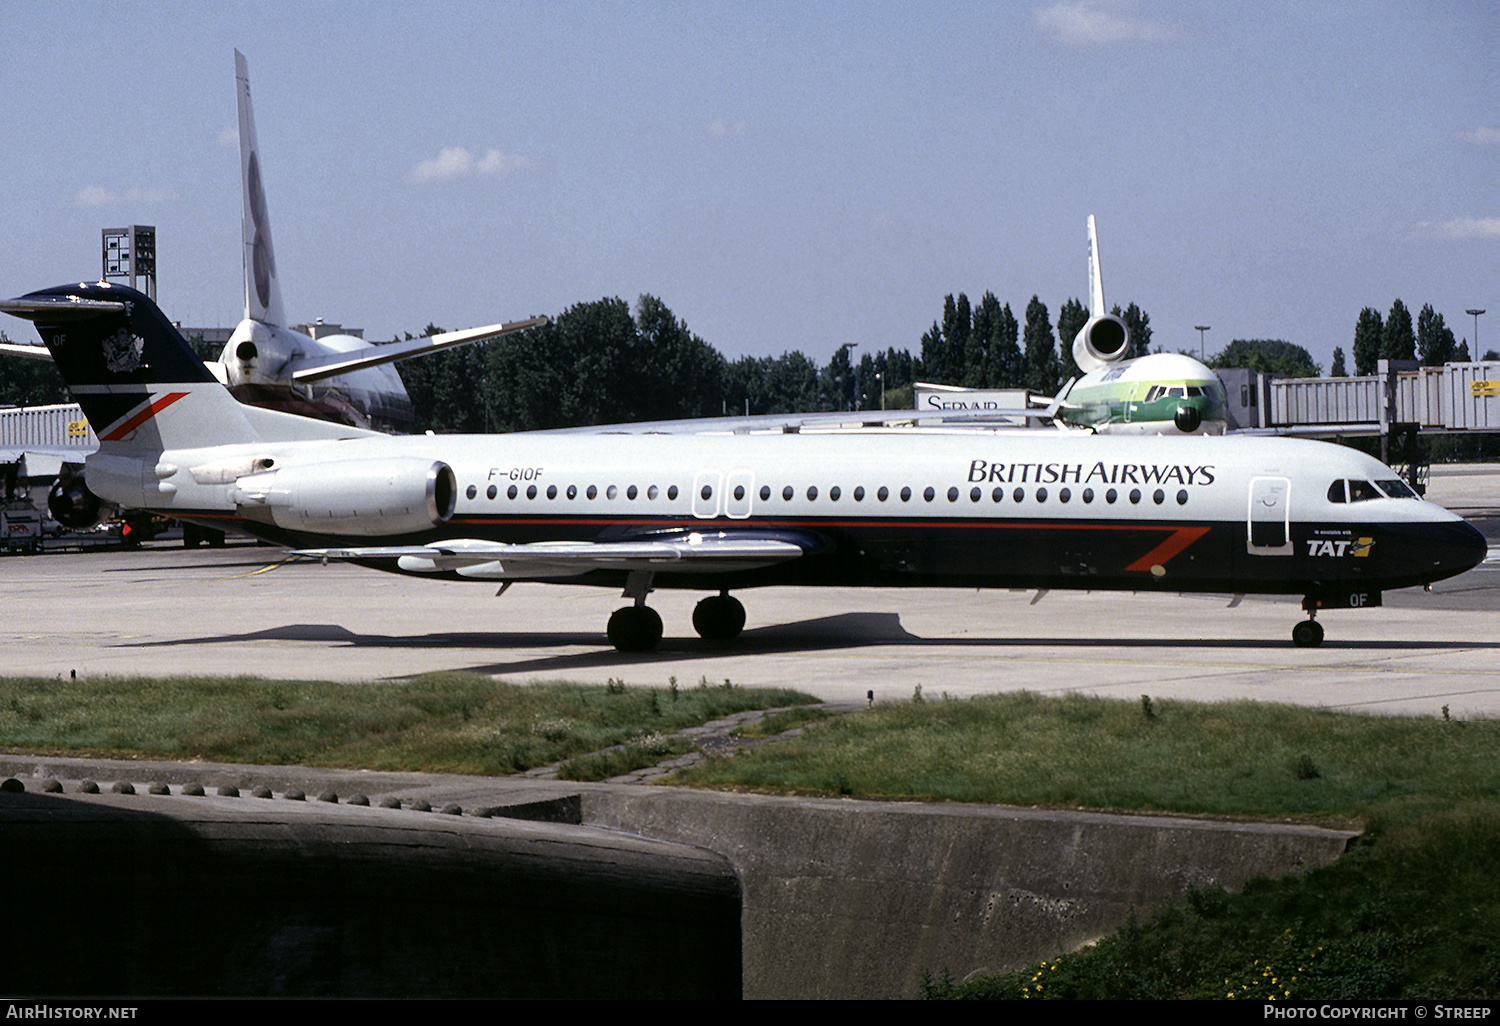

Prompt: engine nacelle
[232,458,456,537]
[1071,313,1131,374]
[48,473,103,529]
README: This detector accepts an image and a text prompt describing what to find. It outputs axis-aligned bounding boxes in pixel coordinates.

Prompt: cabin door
[1247,476,1293,555]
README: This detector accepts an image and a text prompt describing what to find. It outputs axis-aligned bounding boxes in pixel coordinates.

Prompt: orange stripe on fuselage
[101,392,189,441]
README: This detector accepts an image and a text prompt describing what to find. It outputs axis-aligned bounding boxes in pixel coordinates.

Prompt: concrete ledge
[0,785,740,998]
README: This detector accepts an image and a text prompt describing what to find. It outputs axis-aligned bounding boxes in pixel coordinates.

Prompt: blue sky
[1,1,1493,373]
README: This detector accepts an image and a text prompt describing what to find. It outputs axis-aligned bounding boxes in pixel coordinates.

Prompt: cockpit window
[1340,478,1417,502]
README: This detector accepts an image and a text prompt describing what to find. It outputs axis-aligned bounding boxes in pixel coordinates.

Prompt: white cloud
[409,146,531,183]
[75,185,176,207]
[1459,127,1500,146]
[709,119,747,138]
[1409,217,1500,241]
[1032,1,1182,46]
[217,127,239,148]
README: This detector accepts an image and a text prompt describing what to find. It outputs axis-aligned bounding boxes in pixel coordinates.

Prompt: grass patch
[668,691,1500,820]
[0,673,817,777]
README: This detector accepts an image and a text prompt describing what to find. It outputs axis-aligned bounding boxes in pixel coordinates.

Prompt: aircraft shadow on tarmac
[117,612,1500,679]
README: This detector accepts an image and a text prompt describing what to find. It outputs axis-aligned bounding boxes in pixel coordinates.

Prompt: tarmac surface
[3,464,1496,717]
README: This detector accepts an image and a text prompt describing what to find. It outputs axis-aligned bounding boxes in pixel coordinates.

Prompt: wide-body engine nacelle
[232,458,456,537]
[1072,312,1131,374]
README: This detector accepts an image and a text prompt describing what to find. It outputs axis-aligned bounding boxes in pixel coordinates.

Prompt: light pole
[876,372,885,410]
[1467,309,1486,360]
[1194,325,1211,360]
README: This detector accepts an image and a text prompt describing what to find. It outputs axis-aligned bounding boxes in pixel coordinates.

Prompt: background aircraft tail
[1072,215,1132,372]
[0,282,364,453]
[236,49,286,329]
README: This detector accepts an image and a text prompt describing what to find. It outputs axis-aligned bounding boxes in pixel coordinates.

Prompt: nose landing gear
[1293,598,1325,648]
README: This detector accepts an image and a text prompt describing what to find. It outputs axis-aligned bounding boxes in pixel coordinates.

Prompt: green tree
[1114,303,1152,359]
[1208,339,1320,377]
[1353,307,1384,375]
[1330,346,1347,377]
[919,319,949,384]
[1415,304,1456,367]
[0,346,71,407]
[1055,297,1089,384]
[1022,296,1059,395]
[821,343,856,411]
[1382,299,1415,361]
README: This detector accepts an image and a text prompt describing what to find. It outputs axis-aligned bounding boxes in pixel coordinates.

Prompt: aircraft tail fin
[236,49,287,329]
[1086,214,1106,317]
[1072,215,1131,373]
[0,282,364,453]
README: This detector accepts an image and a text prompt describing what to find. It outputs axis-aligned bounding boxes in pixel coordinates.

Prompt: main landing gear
[605,574,747,652]
[1292,600,1325,648]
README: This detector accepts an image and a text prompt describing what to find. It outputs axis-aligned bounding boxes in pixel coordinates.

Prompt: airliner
[2,281,1485,651]
[1049,216,1226,434]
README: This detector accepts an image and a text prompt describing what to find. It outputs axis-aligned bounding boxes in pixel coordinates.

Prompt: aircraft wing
[538,386,1073,437]
[0,341,57,361]
[287,317,550,384]
[296,533,810,578]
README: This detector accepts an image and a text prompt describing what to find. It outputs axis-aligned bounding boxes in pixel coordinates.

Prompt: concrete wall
[585,788,1354,999]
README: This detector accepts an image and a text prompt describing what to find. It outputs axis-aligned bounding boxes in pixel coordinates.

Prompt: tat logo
[1306,537,1373,558]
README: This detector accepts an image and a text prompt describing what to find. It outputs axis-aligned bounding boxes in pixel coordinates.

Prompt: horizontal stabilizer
[0,295,129,321]
[287,316,550,383]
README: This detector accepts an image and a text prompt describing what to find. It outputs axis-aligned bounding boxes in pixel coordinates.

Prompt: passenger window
[504,485,514,500]
[783,486,794,501]
[829,486,840,501]
[760,485,771,501]
[853,486,865,501]
[627,485,638,500]
[547,484,557,500]
[900,487,912,502]
[607,485,618,500]
[587,485,598,500]
[466,485,477,500]
[878,486,889,501]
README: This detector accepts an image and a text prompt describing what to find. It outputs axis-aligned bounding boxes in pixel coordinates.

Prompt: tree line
[2,292,1491,429]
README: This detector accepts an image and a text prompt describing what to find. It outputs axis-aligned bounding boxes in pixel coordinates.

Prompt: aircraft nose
[1424,518,1489,581]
